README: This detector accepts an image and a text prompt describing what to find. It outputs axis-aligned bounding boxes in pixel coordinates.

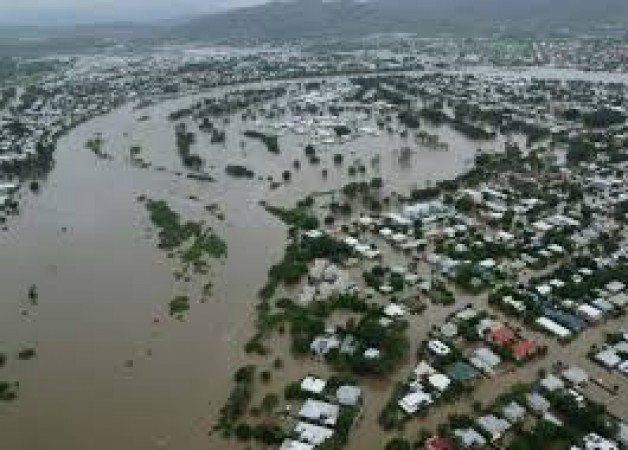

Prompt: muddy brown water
[0,79,558,450]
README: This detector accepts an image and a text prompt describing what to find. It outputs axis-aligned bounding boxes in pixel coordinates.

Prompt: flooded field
[0,80,500,450]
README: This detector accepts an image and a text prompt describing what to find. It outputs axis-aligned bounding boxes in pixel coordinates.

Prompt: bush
[234,423,252,441]
[17,348,36,360]
[252,424,284,445]
[385,438,412,450]
[169,296,190,316]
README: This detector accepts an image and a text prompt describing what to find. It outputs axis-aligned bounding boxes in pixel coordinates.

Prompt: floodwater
[0,76,575,450]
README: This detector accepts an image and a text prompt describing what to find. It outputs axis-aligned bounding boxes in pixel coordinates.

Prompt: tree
[385,437,412,450]
[334,153,343,165]
[234,423,252,441]
[370,177,383,189]
[261,393,279,413]
[282,170,291,182]
[305,144,316,157]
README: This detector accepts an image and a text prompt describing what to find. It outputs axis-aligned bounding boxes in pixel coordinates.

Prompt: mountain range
[175,0,628,41]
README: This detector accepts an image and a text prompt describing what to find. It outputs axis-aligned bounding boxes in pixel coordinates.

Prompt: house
[301,376,326,395]
[428,373,451,392]
[562,366,589,385]
[536,317,572,338]
[606,281,625,294]
[477,414,511,441]
[582,432,619,450]
[446,361,480,382]
[428,340,451,356]
[502,401,526,424]
[424,436,456,450]
[398,391,433,414]
[594,297,615,313]
[293,421,334,446]
[340,335,358,355]
[414,361,437,378]
[472,347,501,370]
[454,427,487,448]
[310,335,340,357]
[384,303,407,318]
[298,400,339,427]
[280,439,314,450]
[336,385,362,407]
[594,349,622,369]
[543,411,564,426]
[511,339,536,361]
[526,392,551,414]
[542,307,586,333]
[577,303,604,322]
[540,374,565,393]
[487,323,516,346]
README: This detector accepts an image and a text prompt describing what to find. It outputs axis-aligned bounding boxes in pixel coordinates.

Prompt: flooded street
[0,83,489,450]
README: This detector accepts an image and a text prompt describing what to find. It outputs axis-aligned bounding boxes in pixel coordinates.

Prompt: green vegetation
[378,382,407,431]
[17,348,36,360]
[0,381,17,402]
[384,438,412,450]
[259,200,352,301]
[169,296,190,316]
[217,365,283,443]
[225,165,254,178]
[243,130,280,154]
[175,123,203,170]
[317,406,359,450]
[146,199,200,250]
[145,199,227,264]
[85,135,109,159]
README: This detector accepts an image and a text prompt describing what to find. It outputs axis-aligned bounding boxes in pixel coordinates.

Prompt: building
[301,376,326,395]
[511,339,536,361]
[293,421,334,446]
[398,391,432,414]
[298,400,340,427]
[280,440,314,450]
[424,436,456,450]
[454,427,487,448]
[336,385,362,407]
[477,414,511,441]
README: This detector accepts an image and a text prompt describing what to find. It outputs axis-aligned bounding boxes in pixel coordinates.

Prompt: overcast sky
[0,0,268,25]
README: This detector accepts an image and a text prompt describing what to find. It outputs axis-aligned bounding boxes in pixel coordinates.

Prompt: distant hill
[174,0,628,40]
[0,22,163,57]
